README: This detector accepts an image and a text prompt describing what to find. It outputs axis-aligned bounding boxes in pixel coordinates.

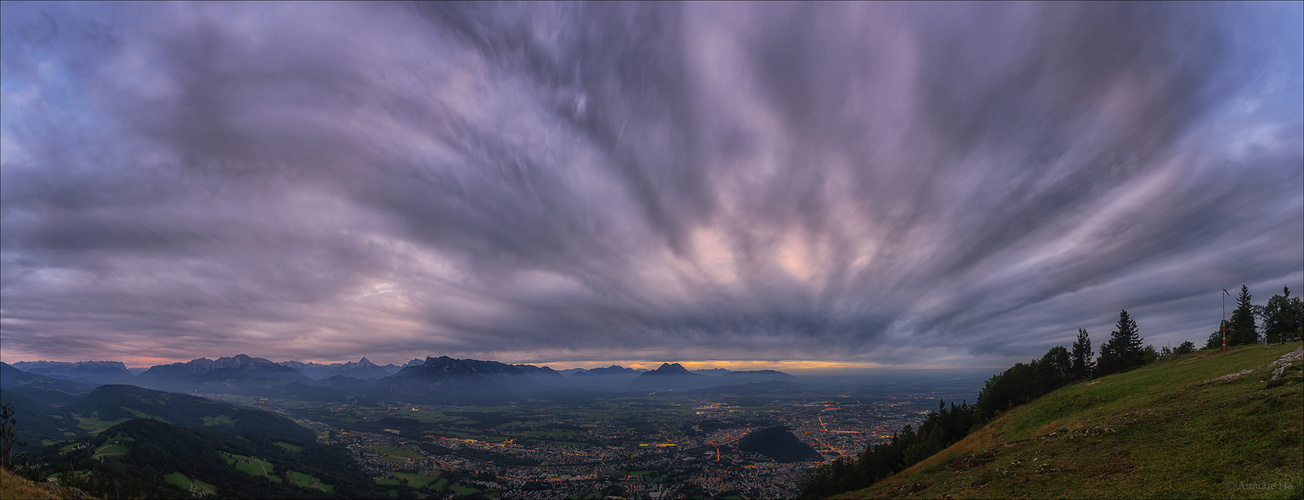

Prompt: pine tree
[1227,285,1257,346]
[0,402,25,470]
[1070,329,1093,379]
[1097,310,1144,376]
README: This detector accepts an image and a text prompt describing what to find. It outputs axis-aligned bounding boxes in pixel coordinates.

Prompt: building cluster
[277,391,949,498]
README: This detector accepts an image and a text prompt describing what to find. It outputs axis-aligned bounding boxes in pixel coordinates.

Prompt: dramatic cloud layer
[2,2,1301,369]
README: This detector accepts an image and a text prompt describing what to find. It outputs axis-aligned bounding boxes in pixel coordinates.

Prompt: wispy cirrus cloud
[1,2,1300,369]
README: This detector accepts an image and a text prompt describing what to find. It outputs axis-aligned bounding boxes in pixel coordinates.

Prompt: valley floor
[204,385,978,498]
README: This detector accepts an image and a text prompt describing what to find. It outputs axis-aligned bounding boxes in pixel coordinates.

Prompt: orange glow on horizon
[526,359,886,373]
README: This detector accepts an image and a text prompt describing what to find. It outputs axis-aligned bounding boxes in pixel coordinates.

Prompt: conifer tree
[1227,285,1257,346]
[1097,310,1144,376]
[1070,329,1094,379]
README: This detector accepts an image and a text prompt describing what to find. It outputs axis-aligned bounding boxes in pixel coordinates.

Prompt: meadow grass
[221,451,282,483]
[163,472,217,495]
[91,433,134,459]
[75,414,131,435]
[201,415,235,426]
[0,468,68,500]
[287,470,334,493]
[841,342,1303,499]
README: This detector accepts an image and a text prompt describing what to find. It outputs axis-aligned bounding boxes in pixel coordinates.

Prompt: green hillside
[838,342,1303,499]
[3,384,316,448]
[35,418,391,499]
[69,385,316,443]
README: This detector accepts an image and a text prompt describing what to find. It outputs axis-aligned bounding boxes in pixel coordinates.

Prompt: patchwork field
[91,432,134,459]
[221,452,282,483]
[287,470,334,493]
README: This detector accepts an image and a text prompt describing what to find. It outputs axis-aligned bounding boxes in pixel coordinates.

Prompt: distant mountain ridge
[693,368,733,376]
[278,357,401,380]
[7,355,798,403]
[1,362,93,398]
[373,356,536,404]
[135,354,308,393]
[629,363,713,391]
[11,360,134,385]
[561,365,642,389]
[141,354,290,376]
[566,365,640,377]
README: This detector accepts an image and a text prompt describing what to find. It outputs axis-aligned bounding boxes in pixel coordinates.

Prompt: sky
[1,2,1301,372]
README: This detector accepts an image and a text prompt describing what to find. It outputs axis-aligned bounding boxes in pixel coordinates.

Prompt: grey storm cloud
[1,2,1301,368]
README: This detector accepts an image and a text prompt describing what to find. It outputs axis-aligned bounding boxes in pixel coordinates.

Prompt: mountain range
[630,363,797,391]
[10,360,134,385]
[277,357,406,380]
[3,356,797,404]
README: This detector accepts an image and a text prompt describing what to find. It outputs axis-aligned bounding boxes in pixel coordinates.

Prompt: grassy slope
[0,468,98,500]
[841,342,1303,499]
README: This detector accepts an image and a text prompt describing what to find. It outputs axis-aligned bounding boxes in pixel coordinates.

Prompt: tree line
[1205,285,1303,349]
[799,284,1303,498]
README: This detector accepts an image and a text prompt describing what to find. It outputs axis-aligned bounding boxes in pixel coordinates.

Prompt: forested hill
[33,418,388,499]
[1,383,315,447]
[836,343,1302,499]
[73,385,316,443]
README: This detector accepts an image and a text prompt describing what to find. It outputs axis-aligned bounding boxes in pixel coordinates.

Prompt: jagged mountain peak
[341,357,379,369]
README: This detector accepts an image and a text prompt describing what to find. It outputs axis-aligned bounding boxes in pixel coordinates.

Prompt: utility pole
[1222,288,1230,352]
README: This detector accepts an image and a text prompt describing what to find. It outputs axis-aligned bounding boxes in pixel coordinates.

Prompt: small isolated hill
[838,343,1303,499]
[738,426,823,463]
